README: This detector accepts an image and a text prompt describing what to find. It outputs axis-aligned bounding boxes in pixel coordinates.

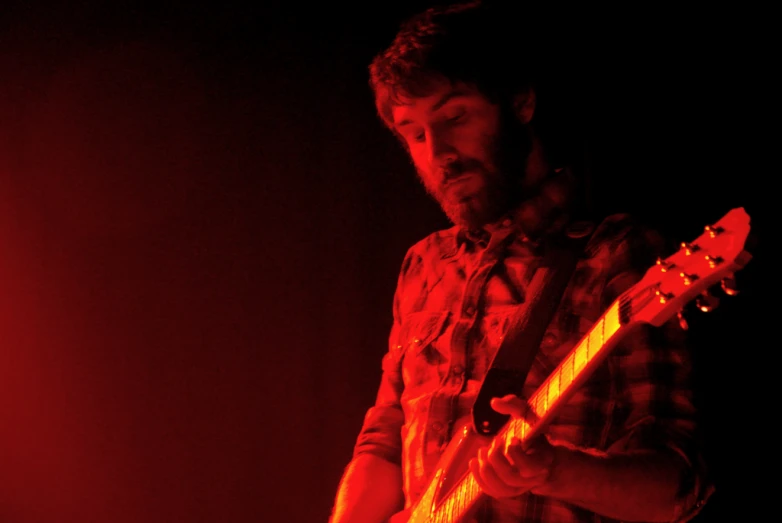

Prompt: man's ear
[513,88,536,124]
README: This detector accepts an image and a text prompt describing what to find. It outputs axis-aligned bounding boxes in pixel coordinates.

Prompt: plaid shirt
[352,170,713,522]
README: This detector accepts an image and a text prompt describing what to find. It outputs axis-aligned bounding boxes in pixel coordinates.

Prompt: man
[330,2,713,522]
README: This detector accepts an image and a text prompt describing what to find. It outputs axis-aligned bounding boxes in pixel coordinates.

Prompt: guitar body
[389,423,490,523]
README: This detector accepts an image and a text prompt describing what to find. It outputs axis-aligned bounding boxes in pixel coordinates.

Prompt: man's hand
[468,394,556,498]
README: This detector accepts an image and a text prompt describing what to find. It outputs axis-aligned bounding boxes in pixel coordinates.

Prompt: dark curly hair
[369,1,539,130]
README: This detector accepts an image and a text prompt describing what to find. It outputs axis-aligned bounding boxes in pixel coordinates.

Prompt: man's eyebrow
[394,89,469,128]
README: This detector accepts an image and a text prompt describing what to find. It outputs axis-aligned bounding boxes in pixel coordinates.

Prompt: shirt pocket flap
[398,310,450,356]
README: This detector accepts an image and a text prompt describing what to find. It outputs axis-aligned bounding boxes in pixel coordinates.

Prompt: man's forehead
[391,82,479,127]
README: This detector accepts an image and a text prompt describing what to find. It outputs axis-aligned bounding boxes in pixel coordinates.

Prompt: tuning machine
[676,310,689,331]
[681,242,701,256]
[695,291,720,313]
[704,224,725,238]
[721,275,739,296]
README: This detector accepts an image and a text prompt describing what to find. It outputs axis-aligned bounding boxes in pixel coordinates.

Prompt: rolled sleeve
[352,348,406,465]
[590,215,714,520]
[609,320,714,522]
[352,248,420,465]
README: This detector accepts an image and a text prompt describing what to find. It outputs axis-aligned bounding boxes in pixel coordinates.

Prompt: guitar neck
[508,298,626,442]
[420,298,629,523]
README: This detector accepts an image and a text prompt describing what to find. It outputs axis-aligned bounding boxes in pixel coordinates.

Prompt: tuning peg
[656,257,675,272]
[681,242,701,255]
[656,290,675,304]
[695,292,720,312]
[721,276,740,296]
[677,310,689,331]
[704,225,725,238]
[679,272,699,286]
[704,255,723,268]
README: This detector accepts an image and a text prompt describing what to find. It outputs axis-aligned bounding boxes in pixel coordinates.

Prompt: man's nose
[427,131,457,170]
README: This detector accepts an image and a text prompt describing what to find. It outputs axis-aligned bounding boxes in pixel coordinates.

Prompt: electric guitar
[390,207,753,523]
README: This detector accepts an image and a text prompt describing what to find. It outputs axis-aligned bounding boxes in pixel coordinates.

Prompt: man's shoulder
[404,225,460,261]
[393,226,459,292]
[585,212,667,257]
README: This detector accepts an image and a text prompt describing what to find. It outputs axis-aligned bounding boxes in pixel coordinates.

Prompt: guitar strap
[471,223,594,435]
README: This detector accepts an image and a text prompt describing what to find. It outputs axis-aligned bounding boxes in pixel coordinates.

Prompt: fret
[547,370,560,408]
[571,348,577,382]
[560,353,574,389]
[521,417,529,440]
[439,496,446,521]
[574,338,588,373]
[446,492,454,520]
[604,301,622,338]
[456,483,465,518]
[469,473,479,499]
[588,318,604,359]
[508,419,518,440]
[558,365,563,395]
[511,417,530,441]
[533,389,546,417]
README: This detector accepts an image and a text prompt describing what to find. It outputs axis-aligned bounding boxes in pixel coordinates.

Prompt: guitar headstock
[629,207,752,326]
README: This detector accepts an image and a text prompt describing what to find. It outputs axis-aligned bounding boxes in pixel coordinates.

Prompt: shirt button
[452,365,465,376]
[541,332,558,348]
[502,218,512,227]
[464,305,475,316]
[431,422,444,433]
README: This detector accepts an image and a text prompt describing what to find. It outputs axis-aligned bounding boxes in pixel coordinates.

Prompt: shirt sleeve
[351,247,421,465]
[596,216,715,522]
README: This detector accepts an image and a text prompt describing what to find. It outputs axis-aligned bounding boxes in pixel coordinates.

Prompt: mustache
[440,158,486,183]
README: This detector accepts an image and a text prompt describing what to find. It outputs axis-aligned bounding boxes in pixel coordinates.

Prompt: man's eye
[412,132,426,143]
[447,111,465,122]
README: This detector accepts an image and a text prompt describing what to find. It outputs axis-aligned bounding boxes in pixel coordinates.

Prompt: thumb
[489,394,527,417]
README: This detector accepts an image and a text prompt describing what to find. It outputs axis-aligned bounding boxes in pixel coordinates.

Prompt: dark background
[0,2,768,522]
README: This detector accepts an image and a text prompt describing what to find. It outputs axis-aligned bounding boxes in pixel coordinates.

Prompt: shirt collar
[448,166,575,255]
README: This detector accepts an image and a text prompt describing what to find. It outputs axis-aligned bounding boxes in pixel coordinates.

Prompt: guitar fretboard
[412,299,625,523]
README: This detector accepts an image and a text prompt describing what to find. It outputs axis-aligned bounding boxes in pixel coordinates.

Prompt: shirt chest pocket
[481,306,521,351]
[397,310,450,388]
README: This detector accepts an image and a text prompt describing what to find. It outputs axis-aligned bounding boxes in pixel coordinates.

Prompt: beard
[419,104,533,231]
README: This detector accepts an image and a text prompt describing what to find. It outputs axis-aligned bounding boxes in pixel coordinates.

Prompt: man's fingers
[469,454,523,499]
[489,394,526,417]
[506,438,554,476]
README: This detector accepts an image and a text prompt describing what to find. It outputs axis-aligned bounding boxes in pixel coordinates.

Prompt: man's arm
[471,396,696,523]
[330,247,422,523]
[329,354,406,523]
[538,442,690,522]
[560,217,712,521]
[329,454,405,523]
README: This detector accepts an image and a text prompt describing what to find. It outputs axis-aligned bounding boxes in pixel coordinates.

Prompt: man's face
[391,81,529,230]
